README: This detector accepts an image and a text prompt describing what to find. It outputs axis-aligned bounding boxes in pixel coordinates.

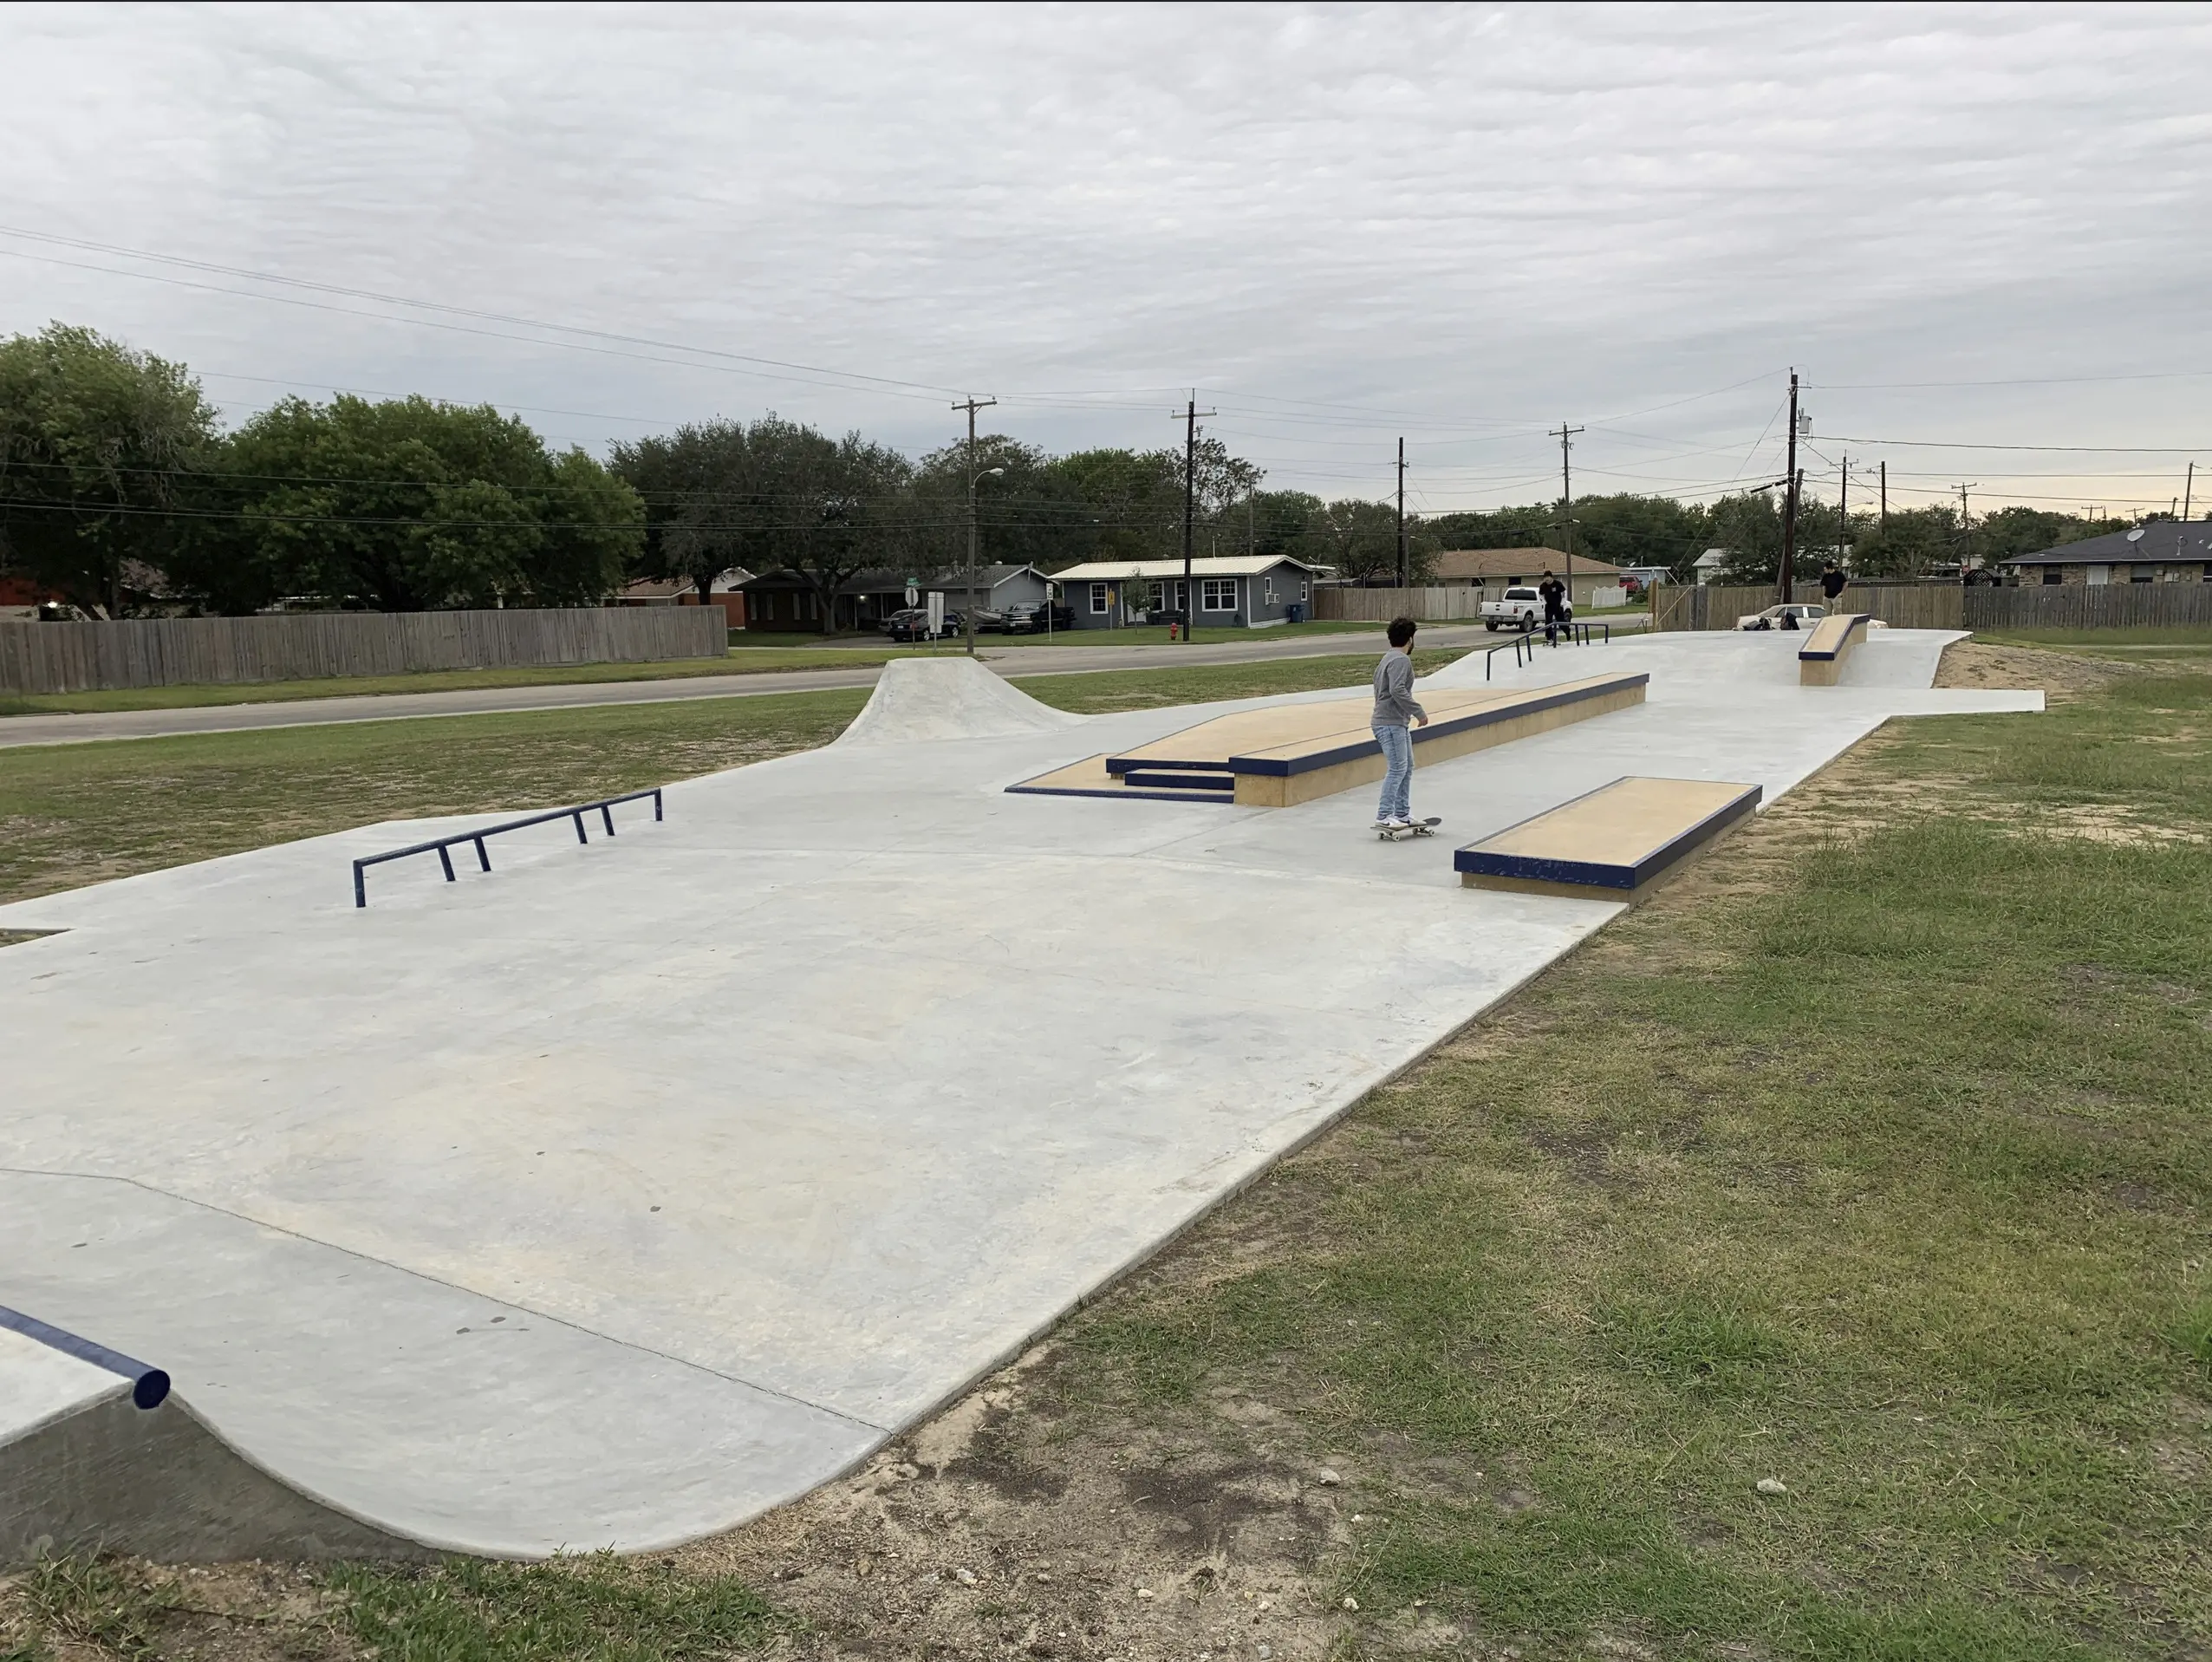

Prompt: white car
[1735,603,1825,631]
[1481,585,1571,631]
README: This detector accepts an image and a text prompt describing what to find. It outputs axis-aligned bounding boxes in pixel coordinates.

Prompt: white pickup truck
[1481,585,1571,632]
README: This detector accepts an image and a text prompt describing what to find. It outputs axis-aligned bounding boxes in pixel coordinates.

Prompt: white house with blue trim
[1047,555,1330,629]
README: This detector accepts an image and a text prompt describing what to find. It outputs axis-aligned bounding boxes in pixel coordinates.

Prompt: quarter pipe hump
[836,655,1082,746]
[1,1326,419,1565]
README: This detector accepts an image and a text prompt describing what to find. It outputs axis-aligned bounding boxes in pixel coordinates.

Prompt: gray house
[2001,519,2212,586]
[1046,555,1328,629]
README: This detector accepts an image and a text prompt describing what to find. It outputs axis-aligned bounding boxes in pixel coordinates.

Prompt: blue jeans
[1373,722,1414,822]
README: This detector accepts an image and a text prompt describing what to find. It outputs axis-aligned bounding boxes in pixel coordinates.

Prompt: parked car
[1480,586,1571,632]
[884,607,966,642]
[1735,603,1826,631]
[968,606,1007,633]
[1000,601,1076,633]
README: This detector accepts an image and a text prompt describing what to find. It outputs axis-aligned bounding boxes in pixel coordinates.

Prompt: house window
[2131,566,2154,583]
[1089,582,1109,615]
[2042,566,2062,585]
[1300,578,1310,601]
[1201,577,1237,612]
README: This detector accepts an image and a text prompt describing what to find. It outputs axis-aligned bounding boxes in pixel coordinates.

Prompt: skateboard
[1376,817,1441,841]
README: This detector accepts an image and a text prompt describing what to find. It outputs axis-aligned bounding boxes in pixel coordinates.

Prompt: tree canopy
[0,323,220,616]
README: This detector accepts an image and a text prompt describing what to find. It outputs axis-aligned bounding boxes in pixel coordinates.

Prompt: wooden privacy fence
[0,606,728,695]
[1963,583,2212,631]
[1656,580,2212,633]
[1654,583,1964,632]
[1312,586,1487,622]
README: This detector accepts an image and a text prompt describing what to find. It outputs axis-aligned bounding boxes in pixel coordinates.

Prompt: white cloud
[3,2,2208,515]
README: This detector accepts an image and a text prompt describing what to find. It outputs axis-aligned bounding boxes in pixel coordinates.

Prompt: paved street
[0,621,1643,749]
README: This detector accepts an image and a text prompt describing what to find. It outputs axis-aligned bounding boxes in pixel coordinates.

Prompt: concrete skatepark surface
[0,629,2041,1560]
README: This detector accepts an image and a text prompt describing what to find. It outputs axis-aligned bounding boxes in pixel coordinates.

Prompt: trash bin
[1285,602,1306,625]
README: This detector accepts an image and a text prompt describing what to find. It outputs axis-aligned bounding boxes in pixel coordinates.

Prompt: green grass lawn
[1978,626,2212,655]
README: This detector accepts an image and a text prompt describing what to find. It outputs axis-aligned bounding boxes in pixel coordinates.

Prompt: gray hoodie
[1371,649,1427,728]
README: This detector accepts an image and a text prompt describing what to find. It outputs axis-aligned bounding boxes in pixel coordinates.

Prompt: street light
[966,465,1005,657]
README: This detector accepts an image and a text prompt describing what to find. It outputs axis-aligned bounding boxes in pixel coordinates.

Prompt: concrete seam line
[0,1165,888,1435]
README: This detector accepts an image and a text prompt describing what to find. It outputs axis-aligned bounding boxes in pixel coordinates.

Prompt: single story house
[738,564,1051,632]
[2001,519,2212,586]
[610,568,752,628]
[1429,547,1628,609]
[1045,555,1330,629]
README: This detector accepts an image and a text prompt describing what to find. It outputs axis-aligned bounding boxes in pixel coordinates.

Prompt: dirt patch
[1936,639,2127,702]
[674,1344,1350,1659]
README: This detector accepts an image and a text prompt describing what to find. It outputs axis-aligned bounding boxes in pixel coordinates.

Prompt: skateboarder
[1819,560,1847,605]
[1539,570,1569,642]
[1372,616,1428,831]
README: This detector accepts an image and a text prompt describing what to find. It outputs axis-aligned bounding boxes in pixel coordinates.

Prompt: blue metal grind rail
[353,787,663,908]
[1482,620,1612,679]
[0,1302,170,1410]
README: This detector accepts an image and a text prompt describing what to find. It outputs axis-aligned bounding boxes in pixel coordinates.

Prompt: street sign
[905,580,918,607]
[927,591,944,638]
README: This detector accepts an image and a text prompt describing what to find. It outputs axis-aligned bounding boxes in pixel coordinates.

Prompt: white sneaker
[1371,818,1392,831]
[1386,818,1414,831]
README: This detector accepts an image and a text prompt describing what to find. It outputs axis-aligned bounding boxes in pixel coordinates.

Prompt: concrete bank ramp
[1,1325,418,1565]
[1422,628,1966,694]
[836,656,1083,747]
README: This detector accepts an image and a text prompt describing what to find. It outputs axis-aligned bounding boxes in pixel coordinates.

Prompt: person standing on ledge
[1820,560,1847,607]
[1371,616,1428,831]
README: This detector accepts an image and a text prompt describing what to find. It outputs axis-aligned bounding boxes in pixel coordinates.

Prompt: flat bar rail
[353,787,664,908]
[0,1302,170,1409]
[1483,620,1611,679]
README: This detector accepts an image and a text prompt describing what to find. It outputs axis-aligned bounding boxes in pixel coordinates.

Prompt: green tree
[770,425,914,632]
[913,433,1085,574]
[1849,505,1958,580]
[0,322,219,616]
[1705,490,1786,583]
[610,418,782,603]
[1970,505,2107,570]
[1043,448,1181,565]
[1298,498,1435,583]
[183,394,640,611]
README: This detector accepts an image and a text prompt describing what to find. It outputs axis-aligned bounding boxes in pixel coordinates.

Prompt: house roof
[2001,520,2212,565]
[1047,555,1328,582]
[738,564,1047,594]
[616,569,751,600]
[1430,546,1624,581]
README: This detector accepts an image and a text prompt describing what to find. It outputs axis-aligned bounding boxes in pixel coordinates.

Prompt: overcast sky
[3,3,2209,518]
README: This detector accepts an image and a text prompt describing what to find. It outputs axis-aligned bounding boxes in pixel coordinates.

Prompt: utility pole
[1781,369,1799,603]
[1954,481,1978,577]
[1550,422,1584,601]
[1880,459,1888,534]
[1175,395,1215,640]
[953,394,997,656]
[2185,461,2196,522]
[1838,454,1849,572]
[1396,437,1408,589]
